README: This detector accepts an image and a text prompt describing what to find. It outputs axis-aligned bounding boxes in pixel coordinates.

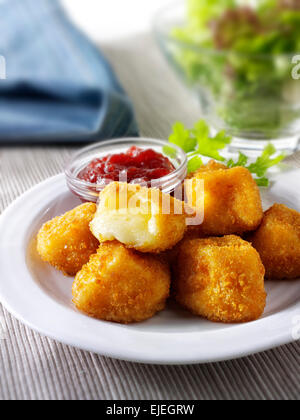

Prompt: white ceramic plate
[0,171,299,365]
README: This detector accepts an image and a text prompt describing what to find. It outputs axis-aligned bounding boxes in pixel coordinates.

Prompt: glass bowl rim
[153,0,300,60]
[64,137,188,189]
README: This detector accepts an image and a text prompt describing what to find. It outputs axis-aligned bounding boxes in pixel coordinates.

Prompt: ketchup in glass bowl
[78,146,175,185]
[65,138,187,202]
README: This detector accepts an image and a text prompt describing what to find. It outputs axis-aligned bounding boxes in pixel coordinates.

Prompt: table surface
[0,33,299,401]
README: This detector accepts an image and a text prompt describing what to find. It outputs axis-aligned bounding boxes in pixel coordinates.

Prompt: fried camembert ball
[72,241,170,323]
[250,204,300,280]
[174,235,266,323]
[185,160,263,236]
[90,182,187,253]
[37,203,99,276]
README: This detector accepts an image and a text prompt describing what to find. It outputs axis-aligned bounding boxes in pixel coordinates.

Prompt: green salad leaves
[164,120,286,187]
[170,0,300,137]
[177,0,300,55]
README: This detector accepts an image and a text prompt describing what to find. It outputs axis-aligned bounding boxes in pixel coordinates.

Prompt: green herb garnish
[165,120,285,186]
[192,121,232,161]
[187,155,203,174]
[247,144,286,179]
[168,122,197,153]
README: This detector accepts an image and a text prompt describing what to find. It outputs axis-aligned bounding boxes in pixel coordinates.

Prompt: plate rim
[0,173,299,365]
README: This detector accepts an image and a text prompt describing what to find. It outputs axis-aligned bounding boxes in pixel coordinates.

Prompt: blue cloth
[0,0,138,143]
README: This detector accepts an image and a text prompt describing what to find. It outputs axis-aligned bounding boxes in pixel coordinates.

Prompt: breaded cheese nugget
[72,241,170,323]
[37,203,99,276]
[185,161,263,236]
[161,225,207,266]
[251,203,300,279]
[174,236,266,323]
[190,160,228,173]
[90,182,187,253]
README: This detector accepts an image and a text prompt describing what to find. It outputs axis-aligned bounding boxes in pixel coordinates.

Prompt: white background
[62,0,172,41]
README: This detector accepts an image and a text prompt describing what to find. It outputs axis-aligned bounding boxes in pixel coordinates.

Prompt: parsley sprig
[164,120,286,187]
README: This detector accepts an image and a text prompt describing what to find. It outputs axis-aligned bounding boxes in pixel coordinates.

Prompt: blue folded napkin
[0,0,138,143]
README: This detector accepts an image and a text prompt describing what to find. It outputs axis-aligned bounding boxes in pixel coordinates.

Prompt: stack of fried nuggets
[38,183,187,324]
[37,161,300,324]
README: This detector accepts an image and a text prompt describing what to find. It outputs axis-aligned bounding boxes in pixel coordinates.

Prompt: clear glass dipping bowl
[65,138,188,202]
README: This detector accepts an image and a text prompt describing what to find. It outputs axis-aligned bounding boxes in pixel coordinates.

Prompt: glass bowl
[154,1,300,153]
[65,137,188,202]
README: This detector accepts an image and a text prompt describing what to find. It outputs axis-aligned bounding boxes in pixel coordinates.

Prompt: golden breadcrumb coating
[174,235,266,323]
[185,160,263,236]
[37,203,99,276]
[72,241,171,323]
[187,160,228,175]
[250,203,300,279]
[161,225,207,266]
[90,182,187,253]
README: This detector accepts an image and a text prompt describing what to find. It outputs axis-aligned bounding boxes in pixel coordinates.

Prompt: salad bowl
[154,0,300,153]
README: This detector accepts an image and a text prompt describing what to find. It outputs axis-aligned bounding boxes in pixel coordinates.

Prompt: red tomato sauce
[78,146,175,185]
